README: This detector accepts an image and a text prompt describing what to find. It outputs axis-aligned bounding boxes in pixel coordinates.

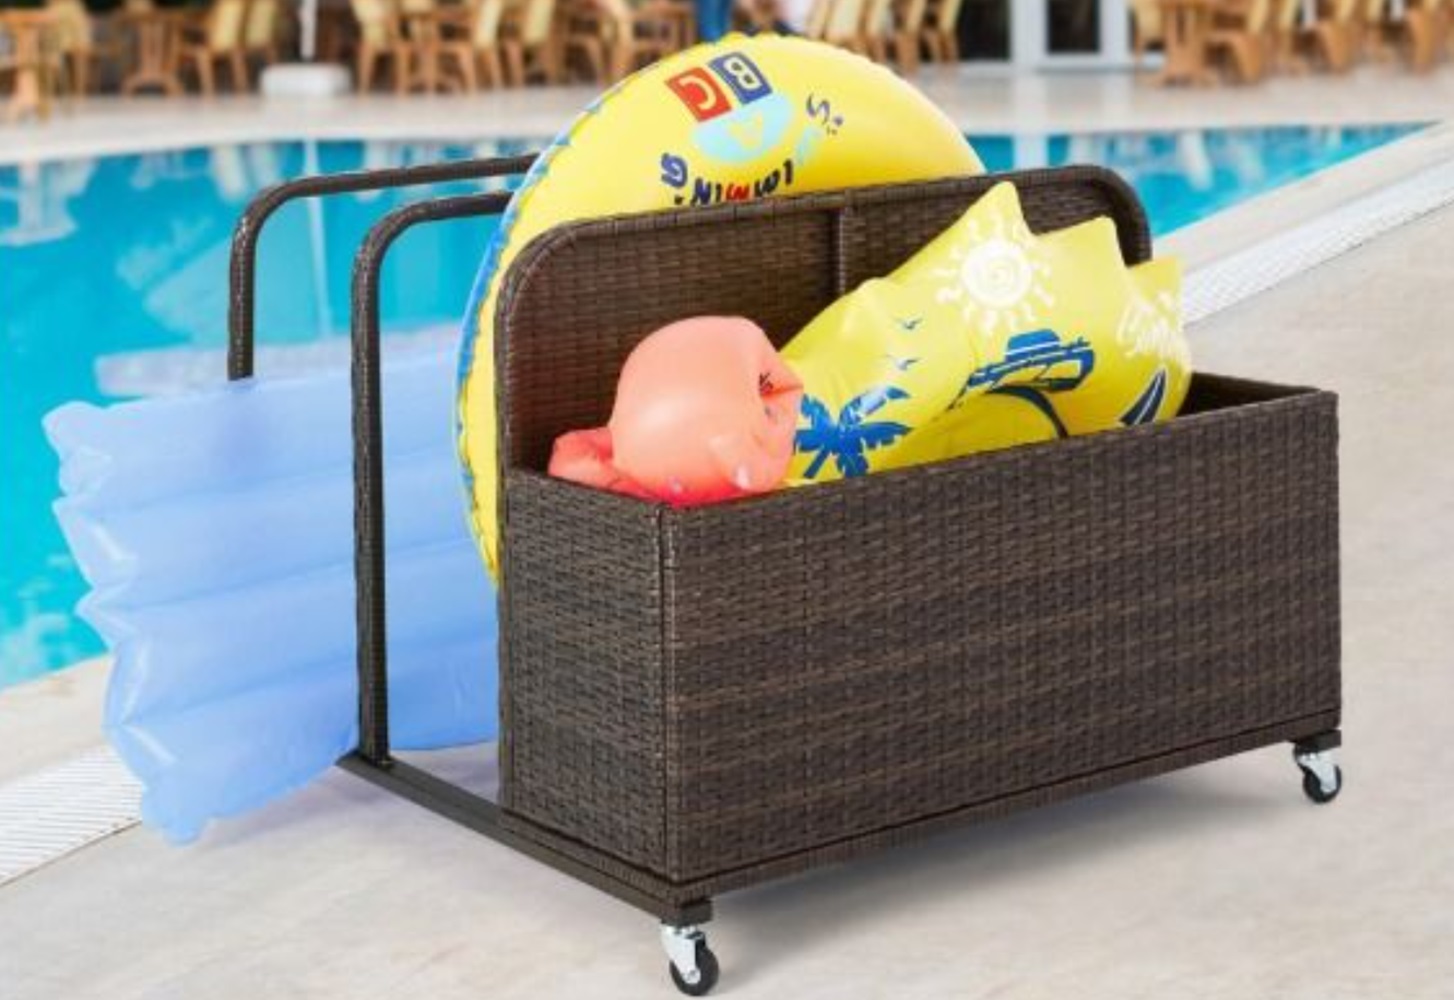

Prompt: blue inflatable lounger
[44,158,530,844]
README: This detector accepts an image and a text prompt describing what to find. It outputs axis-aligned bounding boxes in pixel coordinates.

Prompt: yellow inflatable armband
[457,34,985,574]
[783,279,975,481]
[882,391,1063,468]
[783,181,1191,481]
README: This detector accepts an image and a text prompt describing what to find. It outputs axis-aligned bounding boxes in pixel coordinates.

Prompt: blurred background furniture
[1271,0,1308,70]
[859,0,895,61]
[1,9,67,120]
[117,4,187,94]
[176,0,247,94]
[921,0,965,60]
[1156,0,1216,84]
[1308,0,1360,70]
[821,0,866,48]
[500,0,561,84]
[1130,0,1164,64]
[46,0,100,93]
[1403,0,1450,71]
[242,0,284,83]
[1206,0,1272,82]
[436,0,504,90]
[893,0,928,70]
[349,0,413,90]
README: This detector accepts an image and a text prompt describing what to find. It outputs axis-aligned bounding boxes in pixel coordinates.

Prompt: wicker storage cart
[229,160,1344,997]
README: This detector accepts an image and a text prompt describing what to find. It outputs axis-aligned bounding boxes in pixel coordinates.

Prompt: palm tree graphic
[796,385,912,479]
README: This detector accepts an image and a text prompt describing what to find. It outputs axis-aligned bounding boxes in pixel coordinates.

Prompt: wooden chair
[438,0,506,90]
[1,11,69,122]
[1356,0,1393,60]
[1270,0,1307,70]
[1403,0,1450,72]
[1308,0,1360,71]
[892,0,928,72]
[242,0,284,84]
[822,0,867,49]
[350,0,413,91]
[919,0,963,62]
[801,0,834,38]
[1207,0,1273,82]
[1130,0,1164,67]
[568,0,686,83]
[46,0,98,95]
[501,0,560,84]
[177,0,249,95]
[859,0,896,62]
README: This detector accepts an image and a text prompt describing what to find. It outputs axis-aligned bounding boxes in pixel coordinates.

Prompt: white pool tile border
[0,746,141,887]
[1184,154,1454,325]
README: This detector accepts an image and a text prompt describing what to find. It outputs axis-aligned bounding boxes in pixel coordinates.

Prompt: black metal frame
[225,157,711,928]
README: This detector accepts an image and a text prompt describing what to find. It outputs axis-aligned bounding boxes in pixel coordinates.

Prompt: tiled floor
[3,62,1454,166]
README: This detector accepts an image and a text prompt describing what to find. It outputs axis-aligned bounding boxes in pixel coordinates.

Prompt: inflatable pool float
[457,34,984,573]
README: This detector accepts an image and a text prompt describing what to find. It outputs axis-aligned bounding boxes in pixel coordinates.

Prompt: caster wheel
[668,941,719,997]
[1301,764,1343,804]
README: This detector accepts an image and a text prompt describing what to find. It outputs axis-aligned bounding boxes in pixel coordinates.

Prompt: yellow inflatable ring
[457,34,984,574]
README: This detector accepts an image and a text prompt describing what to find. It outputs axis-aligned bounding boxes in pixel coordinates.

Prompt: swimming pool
[0,124,1422,688]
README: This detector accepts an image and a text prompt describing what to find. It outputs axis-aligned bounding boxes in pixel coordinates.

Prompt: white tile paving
[0,747,140,887]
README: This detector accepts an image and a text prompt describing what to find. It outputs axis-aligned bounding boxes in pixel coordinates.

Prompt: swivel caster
[662,923,720,997]
[1294,731,1343,805]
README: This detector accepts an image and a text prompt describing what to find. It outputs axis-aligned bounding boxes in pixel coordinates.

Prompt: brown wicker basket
[491,166,1342,907]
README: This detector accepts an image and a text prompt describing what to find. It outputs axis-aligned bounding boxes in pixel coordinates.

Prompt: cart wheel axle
[1293,732,1343,805]
[662,923,720,996]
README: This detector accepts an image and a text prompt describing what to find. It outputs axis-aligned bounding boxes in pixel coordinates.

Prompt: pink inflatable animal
[549,317,803,505]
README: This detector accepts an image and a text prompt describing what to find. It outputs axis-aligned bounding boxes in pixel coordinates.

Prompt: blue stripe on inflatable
[1119,367,1168,427]
[989,386,1071,439]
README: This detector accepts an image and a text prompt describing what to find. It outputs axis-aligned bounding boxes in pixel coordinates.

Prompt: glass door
[1011,0,1132,69]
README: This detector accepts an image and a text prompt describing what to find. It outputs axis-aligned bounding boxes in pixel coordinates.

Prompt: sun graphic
[929,211,1054,339]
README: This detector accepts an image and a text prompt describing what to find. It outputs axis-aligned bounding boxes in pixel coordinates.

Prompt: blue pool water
[0,124,1421,688]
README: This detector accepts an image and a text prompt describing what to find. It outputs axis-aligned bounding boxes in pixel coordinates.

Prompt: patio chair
[500,0,560,84]
[46,0,98,94]
[350,0,413,91]
[1,10,70,121]
[801,0,834,38]
[822,0,866,50]
[1206,0,1273,83]
[919,0,962,62]
[1356,0,1394,61]
[1402,0,1450,72]
[1308,0,1360,71]
[573,0,688,82]
[1270,0,1307,70]
[859,0,895,62]
[438,0,506,90]
[242,0,285,85]
[892,0,928,71]
[1129,0,1163,66]
[177,0,249,95]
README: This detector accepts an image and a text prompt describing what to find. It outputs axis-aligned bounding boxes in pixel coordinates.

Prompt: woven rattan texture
[494,168,1341,885]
